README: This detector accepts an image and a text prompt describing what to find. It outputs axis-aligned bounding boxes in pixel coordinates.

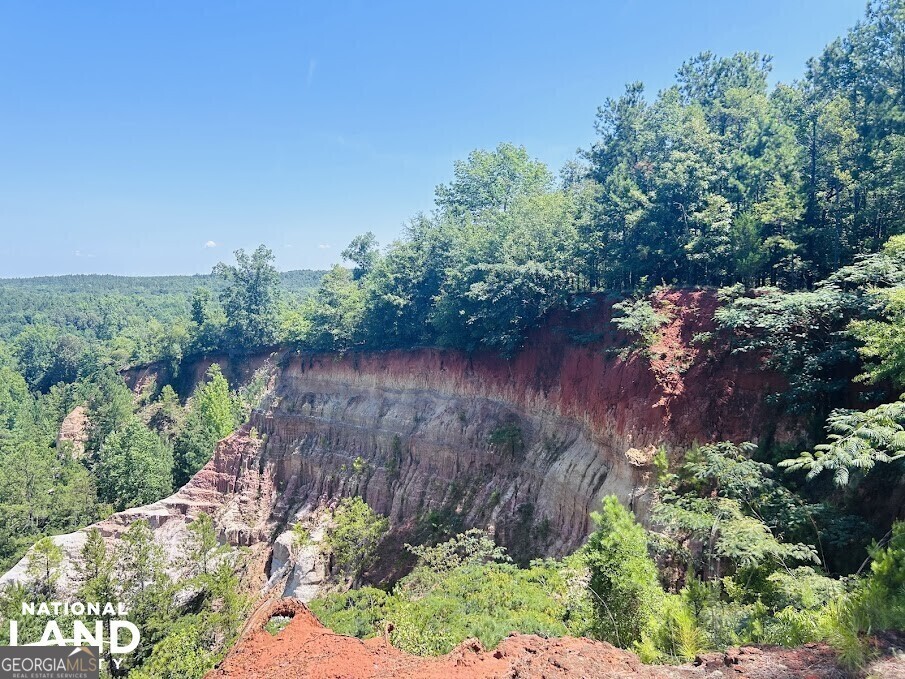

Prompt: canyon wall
[244,290,789,559]
[3,291,792,592]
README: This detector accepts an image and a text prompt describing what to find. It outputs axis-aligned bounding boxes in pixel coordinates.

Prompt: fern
[780,398,905,487]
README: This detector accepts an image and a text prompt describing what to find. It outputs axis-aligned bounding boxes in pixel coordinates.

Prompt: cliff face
[241,291,787,560]
[2,291,791,593]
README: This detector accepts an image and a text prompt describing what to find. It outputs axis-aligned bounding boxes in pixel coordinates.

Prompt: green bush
[312,531,592,656]
[636,594,705,663]
[583,496,664,647]
[324,497,389,579]
[129,621,215,679]
[487,424,524,457]
[388,562,573,655]
[309,587,389,638]
[612,297,670,350]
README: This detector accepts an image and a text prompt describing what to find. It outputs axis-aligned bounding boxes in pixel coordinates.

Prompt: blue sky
[0,1,865,277]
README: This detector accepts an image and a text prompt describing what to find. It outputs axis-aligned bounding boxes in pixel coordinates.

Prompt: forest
[1,1,905,677]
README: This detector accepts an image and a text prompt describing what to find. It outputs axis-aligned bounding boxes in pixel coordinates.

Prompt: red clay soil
[206,599,879,679]
[272,290,794,461]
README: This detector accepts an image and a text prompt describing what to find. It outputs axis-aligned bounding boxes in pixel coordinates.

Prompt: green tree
[324,497,388,580]
[435,143,553,219]
[433,261,570,356]
[26,537,64,597]
[97,419,173,511]
[85,368,135,455]
[188,287,226,355]
[193,366,236,435]
[847,236,905,388]
[13,325,61,390]
[714,285,861,416]
[0,364,29,429]
[54,460,99,530]
[117,519,169,601]
[656,442,819,579]
[355,215,459,349]
[341,232,380,280]
[77,529,118,612]
[850,289,905,388]
[186,512,219,576]
[780,399,905,487]
[114,519,177,673]
[583,496,663,647]
[300,265,365,351]
[148,385,183,438]
[214,245,280,350]
[173,365,238,487]
[78,527,109,583]
[0,434,55,545]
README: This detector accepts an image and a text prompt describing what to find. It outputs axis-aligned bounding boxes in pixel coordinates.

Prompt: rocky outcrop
[3,291,793,593]
[236,290,789,561]
[57,405,88,458]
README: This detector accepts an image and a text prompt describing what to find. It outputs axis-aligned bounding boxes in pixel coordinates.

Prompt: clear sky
[0,1,866,277]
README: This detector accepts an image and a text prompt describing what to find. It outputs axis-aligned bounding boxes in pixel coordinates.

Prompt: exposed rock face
[240,290,788,560]
[3,291,792,592]
[123,352,274,398]
[57,405,88,458]
[267,521,329,601]
[0,429,265,593]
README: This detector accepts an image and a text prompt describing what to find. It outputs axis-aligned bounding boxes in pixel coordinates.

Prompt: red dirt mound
[206,599,867,679]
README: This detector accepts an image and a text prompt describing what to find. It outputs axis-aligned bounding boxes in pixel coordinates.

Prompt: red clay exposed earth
[206,599,904,679]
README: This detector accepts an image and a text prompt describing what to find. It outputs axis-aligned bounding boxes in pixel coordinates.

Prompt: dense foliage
[0,268,322,376]
[583,496,662,647]
[311,489,904,670]
[279,0,905,359]
[311,525,592,656]
[322,497,389,581]
[0,351,256,575]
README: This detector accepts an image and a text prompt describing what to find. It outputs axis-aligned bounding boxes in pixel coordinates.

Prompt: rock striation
[3,291,792,594]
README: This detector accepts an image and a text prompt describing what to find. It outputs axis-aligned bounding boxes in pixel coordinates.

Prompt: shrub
[582,496,663,647]
[324,497,388,579]
[311,534,591,657]
[309,587,389,638]
[612,297,670,349]
[636,594,705,663]
[291,522,311,555]
[487,424,523,457]
[388,562,571,655]
[129,621,215,679]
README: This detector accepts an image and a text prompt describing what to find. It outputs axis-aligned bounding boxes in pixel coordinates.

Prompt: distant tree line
[0,268,322,384]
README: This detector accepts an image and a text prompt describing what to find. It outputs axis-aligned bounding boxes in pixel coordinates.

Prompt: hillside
[2,2,905,677]
[0,267,325,385]
[0,270,324,293]
[2,290,779,584]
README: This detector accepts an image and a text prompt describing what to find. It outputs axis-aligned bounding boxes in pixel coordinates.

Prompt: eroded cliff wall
[3,291,791,592]
[242,291,787,558]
